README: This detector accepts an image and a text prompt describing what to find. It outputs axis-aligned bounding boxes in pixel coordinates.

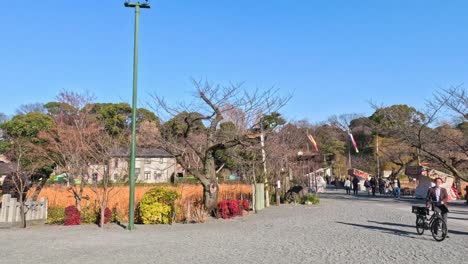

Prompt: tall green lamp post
[124,0,150,230]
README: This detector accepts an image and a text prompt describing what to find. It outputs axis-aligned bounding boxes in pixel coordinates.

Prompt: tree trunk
[19,195,26,228]
[73,195,81,211]
[202,153,219,213]
[100,185,109,228]
[202,181,219,214]
[72,181,85,211]
[31,176,49,201]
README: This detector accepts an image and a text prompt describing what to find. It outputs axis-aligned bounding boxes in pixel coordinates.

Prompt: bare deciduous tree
[39,91,100,211]
[153,80,289,211]
[372,87,468,181]
[4,137,50,228]
[15,103,46,115]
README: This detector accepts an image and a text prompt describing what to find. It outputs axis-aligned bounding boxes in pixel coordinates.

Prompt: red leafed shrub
[218,200,231,219]
[228,199,239,216]
[242,199,250,211]
[64,205,81,226]
[98,207,112,225]
[218,199,245,219]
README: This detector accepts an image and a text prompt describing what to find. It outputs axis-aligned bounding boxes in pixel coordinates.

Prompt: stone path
[1,190,467,264]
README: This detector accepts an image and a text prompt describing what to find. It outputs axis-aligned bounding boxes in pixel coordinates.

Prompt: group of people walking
[343,176,401,198]
[343,176,359,195]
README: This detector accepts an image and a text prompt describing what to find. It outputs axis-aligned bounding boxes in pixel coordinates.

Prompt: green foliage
[161,111,206,139]
[369,104,425,128]
[262,112,286,129]
[47,207,65,224]
[301,194,320,205]
[91,103,132,136]
[0,140,12,154]
[44,101,76,116]
[1,112,54,140]
[139,187,181,224]
[214,148,236,169]
[111,208,123,223]
[80,206,97,224]
[137,108,160,126]
[349,117,374,130]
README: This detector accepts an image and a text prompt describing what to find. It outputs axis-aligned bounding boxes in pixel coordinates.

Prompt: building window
[144,171,151,180]
[159,158,163,164]
[114,173,119,182]
[144,159,151,164]
[135,168,140,176]
[154,170,162,179]
[114,159,119,168]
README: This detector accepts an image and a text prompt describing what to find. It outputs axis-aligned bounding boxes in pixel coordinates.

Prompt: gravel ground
[1,190,467,264]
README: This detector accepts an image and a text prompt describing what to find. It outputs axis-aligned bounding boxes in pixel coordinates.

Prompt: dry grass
[31,184,252,221]
[190,201,210,224]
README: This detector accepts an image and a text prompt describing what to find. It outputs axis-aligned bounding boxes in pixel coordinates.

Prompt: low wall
[0,194,48,226]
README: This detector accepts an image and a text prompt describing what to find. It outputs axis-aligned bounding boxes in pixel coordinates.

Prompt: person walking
[378,178,385,195]
[344,177,351,195]
[370,177,377,196]
[393,177,401,199]
[364,179,371,195]
[352,176,359,196]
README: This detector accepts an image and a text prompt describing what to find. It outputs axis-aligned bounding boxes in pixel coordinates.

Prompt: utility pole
[348,129,352,169]
[376,134,380,179]
[260,123,269,207]
[124,0,150,231]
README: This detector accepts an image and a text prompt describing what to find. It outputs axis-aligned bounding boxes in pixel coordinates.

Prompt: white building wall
[109,157,176,183]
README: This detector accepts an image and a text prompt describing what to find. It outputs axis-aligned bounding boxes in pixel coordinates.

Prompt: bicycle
[412,203,447,242]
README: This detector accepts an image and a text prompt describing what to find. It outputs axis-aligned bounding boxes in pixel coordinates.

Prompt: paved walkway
[1,190,467,264]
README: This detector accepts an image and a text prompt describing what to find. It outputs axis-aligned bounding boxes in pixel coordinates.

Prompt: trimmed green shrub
[111,207,123,223]
[47,207,65,224]
[301,194,320,205]
[80,206,97,224]
[139,187,180,224]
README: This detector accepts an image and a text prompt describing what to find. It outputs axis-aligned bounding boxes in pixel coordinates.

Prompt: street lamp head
[124,1,151,8]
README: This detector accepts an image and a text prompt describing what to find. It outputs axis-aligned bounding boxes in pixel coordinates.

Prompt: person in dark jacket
[426,177,449,227]
[378,178,385,195]
[370,177,377,196]
[352,176,359,195]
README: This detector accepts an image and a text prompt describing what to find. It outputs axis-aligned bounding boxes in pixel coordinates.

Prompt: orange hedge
[32,184,252,222]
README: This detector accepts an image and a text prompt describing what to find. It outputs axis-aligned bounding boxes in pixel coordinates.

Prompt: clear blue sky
[1,0,467,122]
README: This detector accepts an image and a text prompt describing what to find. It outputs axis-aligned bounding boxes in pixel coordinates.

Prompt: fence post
[39,198,46,220]
[1,195,10,222]
[15,202,21,222]
[8,197,16,222]
[44,198,48,221]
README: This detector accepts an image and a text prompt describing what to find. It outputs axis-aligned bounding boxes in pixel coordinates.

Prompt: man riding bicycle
[426,177,449,235]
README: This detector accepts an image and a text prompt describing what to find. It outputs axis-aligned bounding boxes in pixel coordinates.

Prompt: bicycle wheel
[415,216,425,235]
[431,217,447,242]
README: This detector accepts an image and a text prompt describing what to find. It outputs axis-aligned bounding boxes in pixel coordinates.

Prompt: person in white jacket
[344,178,351,195]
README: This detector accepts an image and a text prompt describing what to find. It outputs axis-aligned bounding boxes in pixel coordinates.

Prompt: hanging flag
[307,134,319,152]
[349,133,359,153]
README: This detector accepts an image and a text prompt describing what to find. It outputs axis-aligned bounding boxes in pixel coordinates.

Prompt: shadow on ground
[367,220,468,236]
[336,221,429,241]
